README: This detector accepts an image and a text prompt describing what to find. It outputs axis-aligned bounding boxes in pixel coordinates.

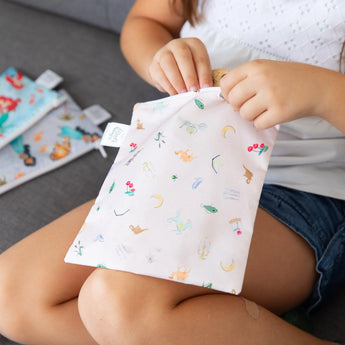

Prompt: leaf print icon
[194,98,204,109]
[201,204,218,214]
[109,181,115,193]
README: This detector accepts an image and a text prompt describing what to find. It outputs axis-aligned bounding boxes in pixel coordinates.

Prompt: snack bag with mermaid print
[64,87,278,295]
[0,90,103,194]
[0,67,65,149]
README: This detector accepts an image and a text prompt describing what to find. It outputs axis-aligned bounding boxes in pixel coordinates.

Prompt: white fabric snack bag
[65,87,278,294]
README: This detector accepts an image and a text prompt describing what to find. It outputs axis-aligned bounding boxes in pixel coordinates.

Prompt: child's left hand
[220,59,326,129]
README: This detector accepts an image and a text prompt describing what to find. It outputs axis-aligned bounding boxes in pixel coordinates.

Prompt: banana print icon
[220,260,235,272]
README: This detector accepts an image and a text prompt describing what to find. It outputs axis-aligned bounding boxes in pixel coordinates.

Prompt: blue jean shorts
[259,184,345,314]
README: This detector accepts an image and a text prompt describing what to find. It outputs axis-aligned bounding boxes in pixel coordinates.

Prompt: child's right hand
[148,37,213,95]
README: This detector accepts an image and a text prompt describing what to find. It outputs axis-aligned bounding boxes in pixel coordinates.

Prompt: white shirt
[181,0,345,199]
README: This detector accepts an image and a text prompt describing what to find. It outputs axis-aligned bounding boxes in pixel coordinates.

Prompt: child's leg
[79,269,336,345]
[78,208,336,345]
[0,200,98,345]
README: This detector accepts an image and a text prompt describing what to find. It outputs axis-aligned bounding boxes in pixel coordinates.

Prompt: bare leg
[78,208,336,345]
[242,208,317,314]
[0,204,334,345]
[0,200,98,345]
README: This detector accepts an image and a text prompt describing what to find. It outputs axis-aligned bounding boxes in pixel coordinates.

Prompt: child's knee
[78,268,156,345]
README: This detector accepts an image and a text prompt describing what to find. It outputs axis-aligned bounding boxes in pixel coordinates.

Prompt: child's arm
[317,68,345,133]
[120,0,213,95]
[220,59,345,133]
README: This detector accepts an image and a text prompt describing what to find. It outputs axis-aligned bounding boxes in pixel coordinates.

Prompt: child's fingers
[173,46,200,91]
[150,46,187,94]
[149,61,179,95]
[167,37,212,92]
[239,95,268,122]
[226,78,257,111]
[189,42,213,89]
[159,51,193,93]
[253,109,276,129]
[220,66,249,100]
[149,38,213,94]
[196,59,213,89]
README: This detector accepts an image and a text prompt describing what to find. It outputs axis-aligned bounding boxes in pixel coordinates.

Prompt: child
[0,1,344,344]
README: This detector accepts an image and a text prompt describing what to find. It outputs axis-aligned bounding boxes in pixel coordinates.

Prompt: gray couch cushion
[8,0,136,33]
[0,0,161,252]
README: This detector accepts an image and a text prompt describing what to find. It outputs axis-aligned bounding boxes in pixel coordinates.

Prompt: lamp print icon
[198,236,211,260]
[229,218,243,235]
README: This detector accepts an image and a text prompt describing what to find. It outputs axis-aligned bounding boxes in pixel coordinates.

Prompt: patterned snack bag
[0,67,65,149]
[0,90,102,194]
[65,87,278,294]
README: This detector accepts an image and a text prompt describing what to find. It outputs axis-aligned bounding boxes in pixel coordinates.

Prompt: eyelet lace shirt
[181,0,345,199]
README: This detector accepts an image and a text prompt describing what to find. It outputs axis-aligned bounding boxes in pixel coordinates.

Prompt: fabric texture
[65,87,278,293]
[0,90,102,194]
[181,0,345,200]
[198,0,345,71]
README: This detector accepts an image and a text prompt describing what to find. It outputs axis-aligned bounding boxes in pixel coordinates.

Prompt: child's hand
[148,38,213,95]
[220,59,326,129]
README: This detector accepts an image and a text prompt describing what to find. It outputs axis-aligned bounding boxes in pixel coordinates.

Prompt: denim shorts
[258,184,345,314]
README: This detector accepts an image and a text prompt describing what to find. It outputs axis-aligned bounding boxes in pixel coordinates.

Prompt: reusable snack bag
[65,87,278,294]
[0,90,102,194]
[0,67,65,149]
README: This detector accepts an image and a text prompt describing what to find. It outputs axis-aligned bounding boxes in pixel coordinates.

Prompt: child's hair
[171,0,200,26]
[340,41,345,73]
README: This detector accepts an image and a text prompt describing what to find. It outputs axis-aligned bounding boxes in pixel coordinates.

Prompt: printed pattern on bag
[0,67,64,149]
[0,90,102,194]
[65,87,278,294]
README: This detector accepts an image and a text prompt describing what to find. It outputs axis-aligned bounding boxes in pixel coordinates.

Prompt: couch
[0,1,344,344]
